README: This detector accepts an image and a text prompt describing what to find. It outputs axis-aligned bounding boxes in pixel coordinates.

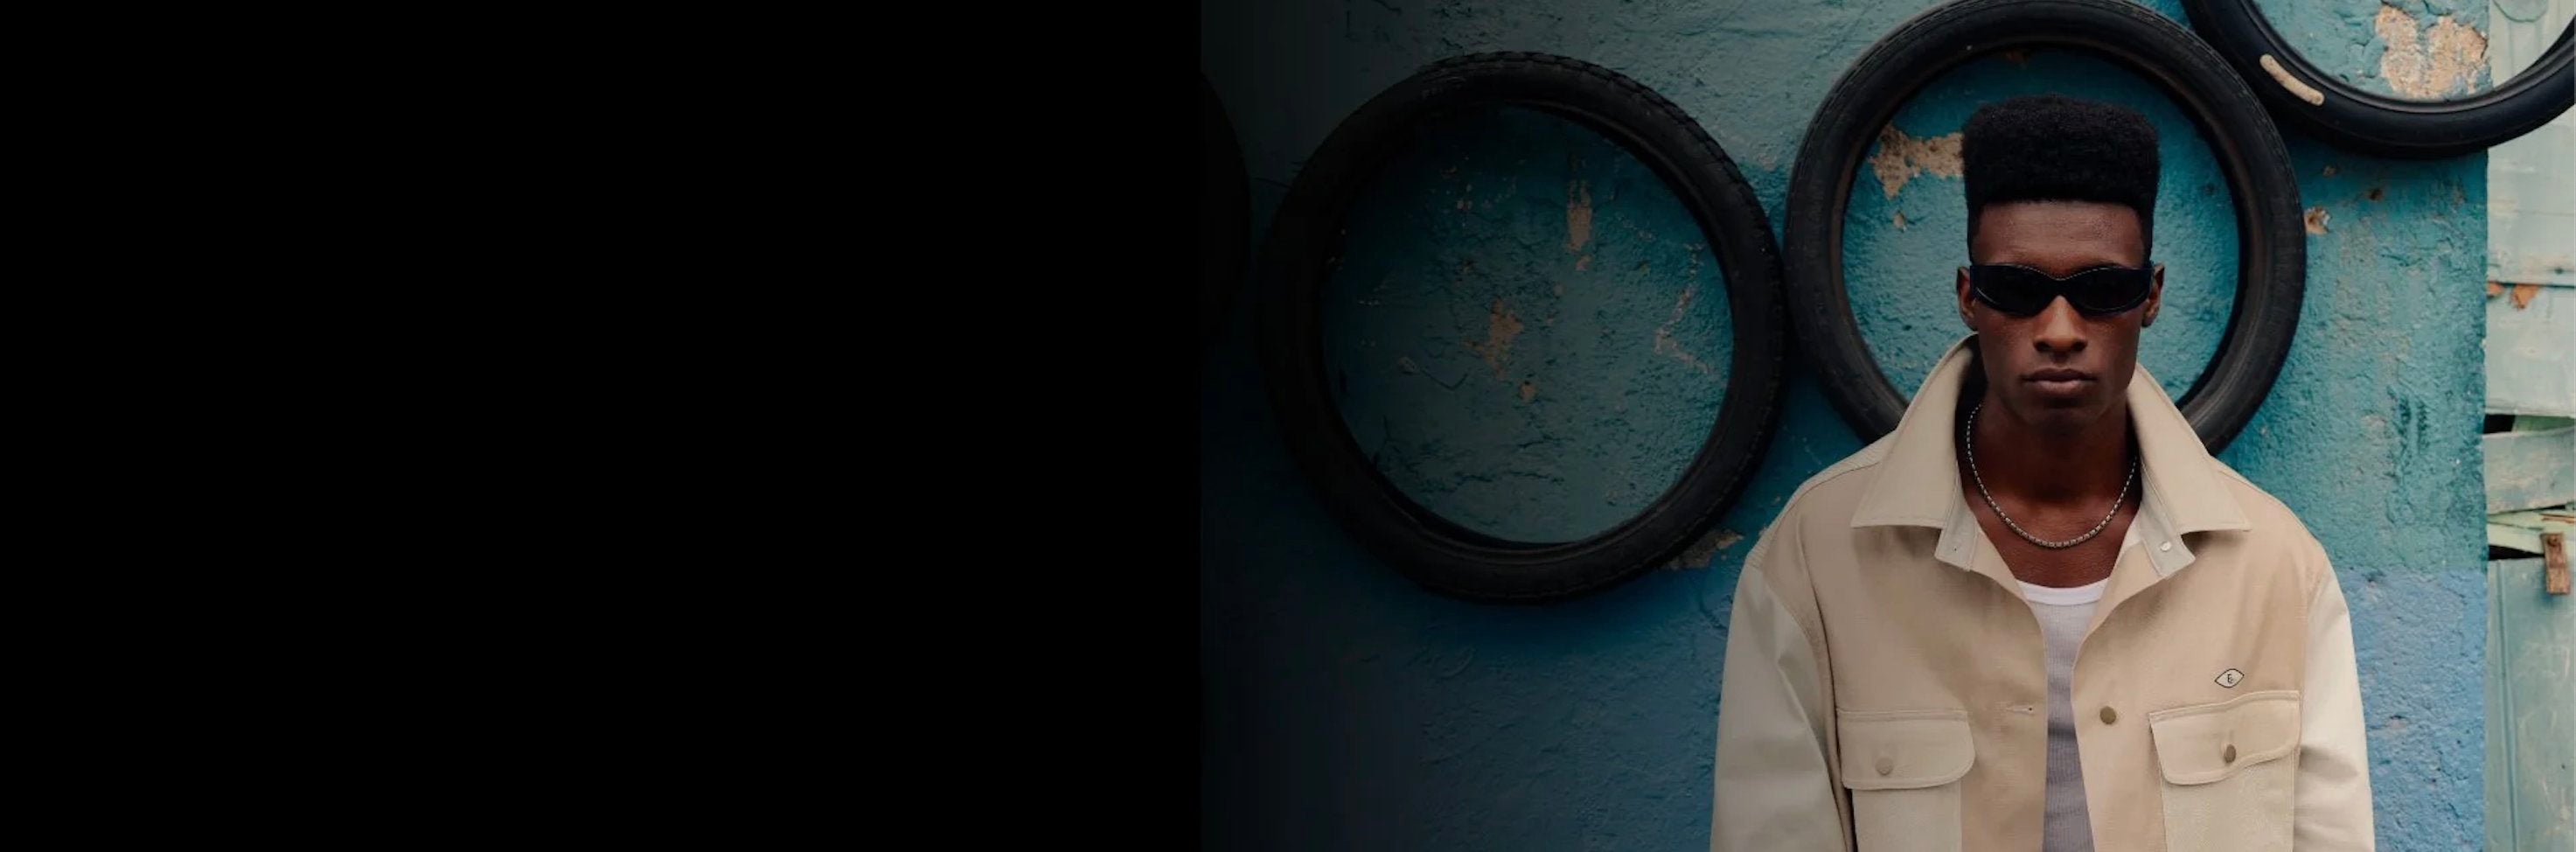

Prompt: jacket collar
[1849,336,2252,548]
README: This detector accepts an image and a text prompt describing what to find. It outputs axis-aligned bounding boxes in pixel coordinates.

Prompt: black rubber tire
[1201,75,1252,350]
[1783,0,2303,452]
[1253,52,1789,604]
[2183,0,2573,159]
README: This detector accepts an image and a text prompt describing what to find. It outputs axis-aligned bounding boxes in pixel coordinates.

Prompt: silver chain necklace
[1965,401,2135,549]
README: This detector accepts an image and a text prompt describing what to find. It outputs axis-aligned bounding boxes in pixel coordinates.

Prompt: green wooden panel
[2489,557,2576,851]
[2489,0,2573,286]
[2486,427,2576,513]
[2489,122,2573,287]
[2489,554,2510,852]
[2485,284,2576,418]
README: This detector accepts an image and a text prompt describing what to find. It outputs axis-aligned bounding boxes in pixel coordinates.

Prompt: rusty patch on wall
[1665,527,1744,569]
[1465,299,1524,378]
[1868,127,1963,199]
[2375,4,2488,100]
[2510,283,2540,309]
[1653,282,1718,376]
[1565,180,1593,252]
[2305,206,2331,234]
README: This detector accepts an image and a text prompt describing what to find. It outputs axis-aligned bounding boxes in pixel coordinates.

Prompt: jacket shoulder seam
[2208,459,2335,604]
[1773,436,1891,520]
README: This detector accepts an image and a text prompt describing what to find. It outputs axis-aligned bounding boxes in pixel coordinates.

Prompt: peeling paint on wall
[1466,298,1524,378]
[2375,3,2490,99]
[1653,279,1718,376]
[2307,206,2333,234]
[1867,126,1963,199]
[1665,527,1744,569]
[1564,180,1592,252]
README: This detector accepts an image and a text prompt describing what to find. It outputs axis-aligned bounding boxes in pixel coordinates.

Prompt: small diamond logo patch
[2216,668,2245,688]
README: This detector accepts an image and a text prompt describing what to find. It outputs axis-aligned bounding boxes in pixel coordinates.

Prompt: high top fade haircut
[1960,94,2161,260]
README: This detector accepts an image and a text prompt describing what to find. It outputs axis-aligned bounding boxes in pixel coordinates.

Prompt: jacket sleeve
[1710,526,1847,851]
[2294,561,2376,849]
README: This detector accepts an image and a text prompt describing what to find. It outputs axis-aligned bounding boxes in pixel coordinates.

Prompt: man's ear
[2141,263,2164,328]
[1957,266,1977,329]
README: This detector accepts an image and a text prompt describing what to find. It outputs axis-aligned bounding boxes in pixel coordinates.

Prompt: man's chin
[2000,395,2106,434]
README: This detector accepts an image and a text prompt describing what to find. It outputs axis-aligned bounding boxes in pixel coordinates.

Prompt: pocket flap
[1836,709,1974,790]
[2146,689,2301,786]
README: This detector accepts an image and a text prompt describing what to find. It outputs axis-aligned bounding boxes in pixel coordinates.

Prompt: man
[1708,94,2374,851]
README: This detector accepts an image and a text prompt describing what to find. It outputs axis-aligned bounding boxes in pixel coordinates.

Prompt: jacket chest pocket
[2147,690,2301,852]
[1837,709,1974,852]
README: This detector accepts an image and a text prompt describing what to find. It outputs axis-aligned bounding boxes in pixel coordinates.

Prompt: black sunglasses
[1963,262,2158,316]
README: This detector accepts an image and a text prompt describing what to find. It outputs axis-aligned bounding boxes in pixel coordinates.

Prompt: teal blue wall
[1325,106,1732,542]
[1201,1,2491,849]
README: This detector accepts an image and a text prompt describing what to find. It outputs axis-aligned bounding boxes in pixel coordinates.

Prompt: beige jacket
[1709,337,2374,852]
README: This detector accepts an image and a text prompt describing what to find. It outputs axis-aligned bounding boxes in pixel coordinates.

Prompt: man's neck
[1961,386,2134,506]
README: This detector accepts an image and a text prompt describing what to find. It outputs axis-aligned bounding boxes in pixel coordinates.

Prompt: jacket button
[2224,744,2237,763]
[2099,706,2118,724]
[1876,756,1894,776]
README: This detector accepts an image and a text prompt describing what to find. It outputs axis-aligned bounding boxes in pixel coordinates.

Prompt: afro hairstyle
[1960,94,2161,260]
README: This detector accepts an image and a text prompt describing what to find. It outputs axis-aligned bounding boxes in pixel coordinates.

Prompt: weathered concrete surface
[1202,0,2489,849]
[1326,107,1730,542]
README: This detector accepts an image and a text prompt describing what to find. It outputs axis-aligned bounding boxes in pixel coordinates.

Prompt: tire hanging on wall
[1254,52,1788,604]
[2183,0,2573,159]
[1201,74,1252,350]
[1783,0,2304,451]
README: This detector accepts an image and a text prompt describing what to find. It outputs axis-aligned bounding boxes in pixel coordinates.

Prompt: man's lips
[2023,367,2096,395]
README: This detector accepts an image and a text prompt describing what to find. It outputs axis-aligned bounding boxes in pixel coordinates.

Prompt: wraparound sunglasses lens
[1967,263,2154,315]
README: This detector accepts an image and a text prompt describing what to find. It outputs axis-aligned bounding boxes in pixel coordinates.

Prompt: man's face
[1956,200,2163,435]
